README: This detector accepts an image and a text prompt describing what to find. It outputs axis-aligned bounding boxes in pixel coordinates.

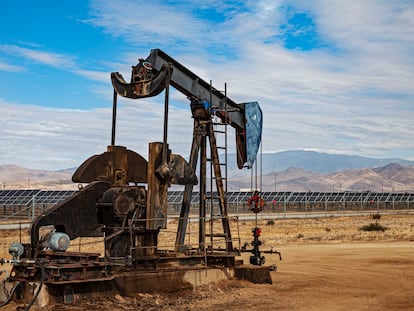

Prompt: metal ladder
[205,82,231,252]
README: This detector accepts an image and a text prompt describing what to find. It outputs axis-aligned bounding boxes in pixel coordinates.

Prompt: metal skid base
[5,250,240,306]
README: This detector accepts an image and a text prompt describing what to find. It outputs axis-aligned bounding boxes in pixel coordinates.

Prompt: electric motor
[41,232,71,251]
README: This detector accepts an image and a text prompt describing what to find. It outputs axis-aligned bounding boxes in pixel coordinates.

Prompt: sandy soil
[1,214,413,310]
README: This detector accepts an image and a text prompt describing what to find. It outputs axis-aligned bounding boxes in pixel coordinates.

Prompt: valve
[249,226,265,266]
[242,191,281,266]
[9,243,24,260]
[247,190,265,213]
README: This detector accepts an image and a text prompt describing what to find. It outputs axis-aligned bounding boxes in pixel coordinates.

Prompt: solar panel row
[178,191,413,203]
[0,190,76,206]
[0,190,412,207]
[0,189,41,205]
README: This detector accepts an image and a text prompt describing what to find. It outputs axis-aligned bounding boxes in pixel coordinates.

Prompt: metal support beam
[175,116,233,253]
[175,120,203,252]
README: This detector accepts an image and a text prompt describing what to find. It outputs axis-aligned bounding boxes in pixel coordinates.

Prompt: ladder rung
[213,108,239,113]
[208,162,224,166]
[216,146,226,150]
[206,158,227,164]
[208,216,222,220]
[205,233,227,238]
[213,130,226,134]
[205,195,222,200]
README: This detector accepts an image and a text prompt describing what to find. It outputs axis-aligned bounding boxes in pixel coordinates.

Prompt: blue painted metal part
[245,102,263,169]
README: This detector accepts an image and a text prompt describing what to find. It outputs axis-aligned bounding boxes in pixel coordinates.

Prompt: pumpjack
[1,49,263,305]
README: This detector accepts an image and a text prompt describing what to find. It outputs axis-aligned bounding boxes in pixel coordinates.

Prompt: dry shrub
[372,213,382,220]
[359,221,387,232]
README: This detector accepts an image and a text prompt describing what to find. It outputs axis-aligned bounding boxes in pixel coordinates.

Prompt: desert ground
[0,213,413,310]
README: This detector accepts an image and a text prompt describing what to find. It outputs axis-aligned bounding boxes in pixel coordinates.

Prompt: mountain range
[1,151,414,192]
[228,163,414,192]
[228,150,414,175]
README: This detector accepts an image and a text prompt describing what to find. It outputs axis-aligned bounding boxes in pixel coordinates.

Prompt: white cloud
[2,0,414,171]
[0,61,25,72]
[74,69,110,83]
[87,0,208,48]
[0,44,116,86]
[0,44,77,69]
[0,96,194,170]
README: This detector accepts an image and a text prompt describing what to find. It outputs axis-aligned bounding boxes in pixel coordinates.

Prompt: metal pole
[260,141,262,192]
[111,89,117,145]
[305,193,307,217]
[224,82,228,193]
[32,194,36,220]
[255,157,258,191]
[199,129,206,252]
[162,66,171,163]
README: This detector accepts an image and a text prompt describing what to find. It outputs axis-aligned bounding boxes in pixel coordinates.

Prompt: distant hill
[1,151,414,191]
[227,150,414,175]
[0,164,76,190]
[229,163,414,192]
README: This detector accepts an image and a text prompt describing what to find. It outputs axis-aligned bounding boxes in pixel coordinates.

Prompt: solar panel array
[171,191,413,204]
[0,189,412,207]
[0,190,42,206]
[0,189,76,206]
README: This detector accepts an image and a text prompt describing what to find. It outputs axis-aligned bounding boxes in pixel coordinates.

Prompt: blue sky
[1,0,414,170]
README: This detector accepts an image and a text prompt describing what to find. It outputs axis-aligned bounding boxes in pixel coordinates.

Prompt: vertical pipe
[32,194,35,221]
[209,80,213,232]
[255,157,258,191]
[236,193,239,214]
[224,82,228,194]
[199,131,206,251]
[162,66,171,163]
[111,90,117,146]
[260,140,262,192]
[250,168,253,191]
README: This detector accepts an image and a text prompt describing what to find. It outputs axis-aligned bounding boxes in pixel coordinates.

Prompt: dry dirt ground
[1,214,413,311]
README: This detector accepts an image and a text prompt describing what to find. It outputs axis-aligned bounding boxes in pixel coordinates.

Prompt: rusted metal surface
[111,62,170,99]
[11,251,112,284]
[30,181,111,257]
[168,154,198,185]
[147,142,169,231]
[72,145,148,184]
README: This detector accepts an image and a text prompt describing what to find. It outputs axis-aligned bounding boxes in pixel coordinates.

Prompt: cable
[0,282,22,307]
[23,261,45,311]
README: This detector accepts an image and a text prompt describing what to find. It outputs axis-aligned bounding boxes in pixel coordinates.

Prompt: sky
[1,0,414,171]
